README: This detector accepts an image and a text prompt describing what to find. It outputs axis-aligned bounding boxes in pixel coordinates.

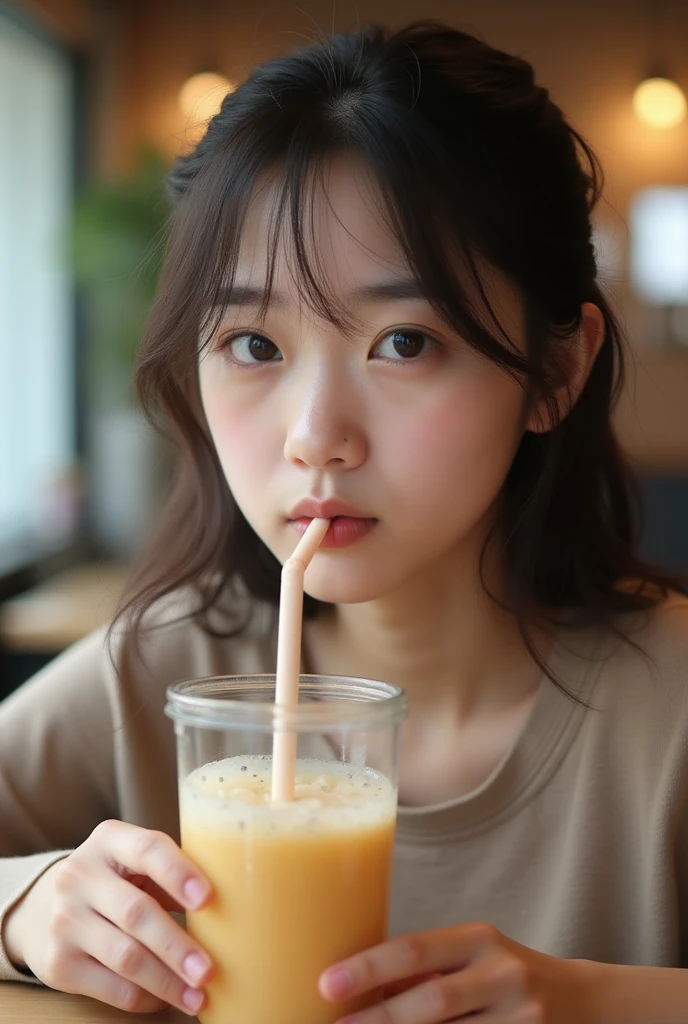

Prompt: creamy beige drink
[180,755,397,1024]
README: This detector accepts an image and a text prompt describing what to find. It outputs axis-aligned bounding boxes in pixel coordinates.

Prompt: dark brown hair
[112,20,684,690]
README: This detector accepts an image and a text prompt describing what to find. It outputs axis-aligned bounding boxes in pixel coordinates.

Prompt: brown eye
[373,329,432,361]
[227,333,283,364]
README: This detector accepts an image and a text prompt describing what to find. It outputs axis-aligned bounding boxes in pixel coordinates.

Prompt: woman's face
[198,156,528,604]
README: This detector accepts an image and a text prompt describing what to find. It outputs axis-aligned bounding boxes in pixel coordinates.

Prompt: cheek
[384,374,524,505]
[199,375,278,491]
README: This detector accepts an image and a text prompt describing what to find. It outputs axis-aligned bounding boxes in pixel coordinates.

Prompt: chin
[302,562,397,605]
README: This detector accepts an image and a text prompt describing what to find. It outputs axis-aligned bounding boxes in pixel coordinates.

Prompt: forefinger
[319,923,497,1001]
[384,973,444,998]
[94,820,211,911]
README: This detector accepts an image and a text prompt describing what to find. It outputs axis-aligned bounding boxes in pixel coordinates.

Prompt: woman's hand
[319,922,599,1023]
[3,819,214,1016]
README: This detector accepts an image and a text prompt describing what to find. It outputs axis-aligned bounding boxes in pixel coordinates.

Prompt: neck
[304,531,550,722]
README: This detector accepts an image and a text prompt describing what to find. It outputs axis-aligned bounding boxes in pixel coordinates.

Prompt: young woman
[1,20,687,1024]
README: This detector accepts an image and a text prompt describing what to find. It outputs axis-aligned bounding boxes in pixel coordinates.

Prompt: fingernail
[182,986,204,1013]
[322,967,353,999]
[183,878,209,908]
[183,951,212,983]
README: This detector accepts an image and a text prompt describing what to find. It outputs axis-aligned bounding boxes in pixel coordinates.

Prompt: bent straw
[271,517,330,802]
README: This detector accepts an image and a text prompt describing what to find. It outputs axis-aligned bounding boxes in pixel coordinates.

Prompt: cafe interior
[1,0,687,697]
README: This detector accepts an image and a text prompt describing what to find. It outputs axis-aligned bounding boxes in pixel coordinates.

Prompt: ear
[526,301,606,434]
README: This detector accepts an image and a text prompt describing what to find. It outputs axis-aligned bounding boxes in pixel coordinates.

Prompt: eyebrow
[213,277,429,310]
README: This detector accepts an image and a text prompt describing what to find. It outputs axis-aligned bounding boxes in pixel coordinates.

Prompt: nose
[283,364,367,471]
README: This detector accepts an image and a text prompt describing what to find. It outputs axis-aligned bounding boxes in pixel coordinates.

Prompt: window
[0,8,75,558]
[630,187,688,306]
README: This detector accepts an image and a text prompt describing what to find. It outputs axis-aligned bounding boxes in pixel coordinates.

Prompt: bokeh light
[632,77,687,129]
[179,71,233,122]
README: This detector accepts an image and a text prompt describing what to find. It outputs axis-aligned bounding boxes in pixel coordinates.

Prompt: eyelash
[217,329,440,369]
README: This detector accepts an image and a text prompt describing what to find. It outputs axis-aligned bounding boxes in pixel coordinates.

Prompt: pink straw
[271,517,330,802]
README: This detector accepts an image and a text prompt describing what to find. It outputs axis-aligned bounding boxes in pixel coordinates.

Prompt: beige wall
[25,0,688,469]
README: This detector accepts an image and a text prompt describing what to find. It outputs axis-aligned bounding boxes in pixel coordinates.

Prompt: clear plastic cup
[165,674,406,1024]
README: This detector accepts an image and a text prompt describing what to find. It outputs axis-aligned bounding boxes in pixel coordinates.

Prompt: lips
[287,498,374,521]
[287,498,378,549]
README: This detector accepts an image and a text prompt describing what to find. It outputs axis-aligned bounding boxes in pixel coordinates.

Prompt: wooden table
[0,983,193,1021]
[0,563,129,653]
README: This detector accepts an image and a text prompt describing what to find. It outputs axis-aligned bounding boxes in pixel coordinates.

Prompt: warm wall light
[179,71,233,122]
[633,76,687,129]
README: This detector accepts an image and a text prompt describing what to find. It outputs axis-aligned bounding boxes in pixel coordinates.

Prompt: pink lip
[290,516,377,548]
[288,498,374,520]
[287,498,377,549]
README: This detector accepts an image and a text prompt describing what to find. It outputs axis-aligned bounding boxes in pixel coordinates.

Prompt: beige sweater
[1,588,688,985]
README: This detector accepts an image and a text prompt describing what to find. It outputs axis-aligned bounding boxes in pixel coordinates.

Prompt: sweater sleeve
[0,629,117,982]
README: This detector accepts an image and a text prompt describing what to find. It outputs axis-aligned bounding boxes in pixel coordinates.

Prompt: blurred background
[0,0,687,693]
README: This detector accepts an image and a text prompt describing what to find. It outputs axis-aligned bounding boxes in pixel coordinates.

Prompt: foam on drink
[182,755,396,832]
